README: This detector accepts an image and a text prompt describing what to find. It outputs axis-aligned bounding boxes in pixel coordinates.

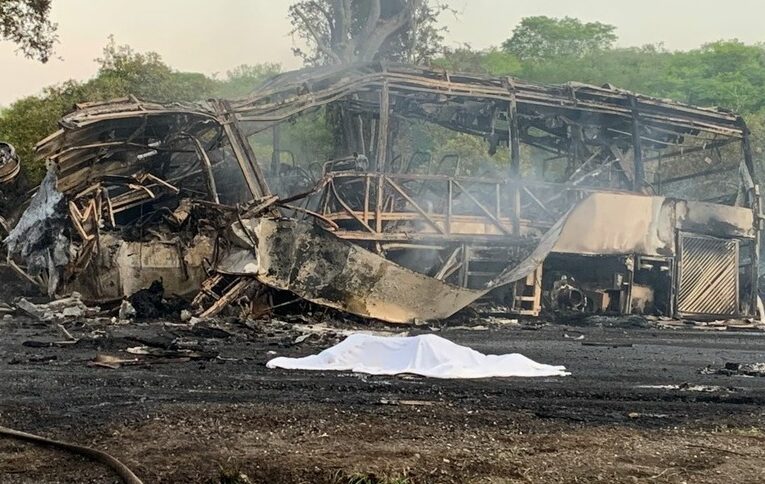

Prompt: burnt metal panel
[676,233,738,317]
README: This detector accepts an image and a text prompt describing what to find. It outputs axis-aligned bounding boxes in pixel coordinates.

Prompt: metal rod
[385,177,445,234]
[630,96,645,192]
[376,81,390,173]
[453,180,510,235]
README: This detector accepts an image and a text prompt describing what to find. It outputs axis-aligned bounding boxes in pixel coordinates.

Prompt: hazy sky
[2,0,765,105]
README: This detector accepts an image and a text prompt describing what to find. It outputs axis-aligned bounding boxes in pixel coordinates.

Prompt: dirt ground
[1,314,765,483]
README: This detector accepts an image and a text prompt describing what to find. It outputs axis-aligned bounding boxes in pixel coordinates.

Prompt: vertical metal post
[509,89,521,235]
[630,96,645,192]
[376,81,390,173]
[375,175,384,233]
[375,82,390,234]
[460,243,470,288]
[271,125,281,176]
[356,115,366,155]
[742,122,757,181]
[363,174,370,224]
[215,100,271,198]
[368,119,377,171]
[186,135,220,204]
[495,183,501,217]
[741,123,761,315]
[446,179,453,234]
[657,157,663,195]
[753,184,761,316]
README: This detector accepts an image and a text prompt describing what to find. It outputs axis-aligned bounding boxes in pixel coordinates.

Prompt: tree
[0,40,252,186]
[213,63,281,98]
[90,38,218,103]
[0,0,57,62]
[288,0,447,65]
[433,46,521,76]
[502,16,616,62]
[0,36,283,191]
[666,41,765,112]
[288,0,450,158]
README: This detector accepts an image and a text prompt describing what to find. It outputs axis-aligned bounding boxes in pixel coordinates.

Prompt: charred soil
[1,317,764,483]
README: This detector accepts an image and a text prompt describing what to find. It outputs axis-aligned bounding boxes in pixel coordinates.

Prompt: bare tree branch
[360,0,382,40]
[308,0,333,25]
[330,0,354,62]
[289,0,445,64]
[294,6,342,64]
[357,0,421,61]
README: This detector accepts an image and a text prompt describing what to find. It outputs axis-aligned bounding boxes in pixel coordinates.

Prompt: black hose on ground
[0,425,143,484]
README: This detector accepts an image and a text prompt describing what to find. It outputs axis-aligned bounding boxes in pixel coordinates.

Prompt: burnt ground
[1,315,765,483]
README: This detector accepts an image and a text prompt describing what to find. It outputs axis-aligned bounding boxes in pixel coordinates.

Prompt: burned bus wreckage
[3,63,761,323]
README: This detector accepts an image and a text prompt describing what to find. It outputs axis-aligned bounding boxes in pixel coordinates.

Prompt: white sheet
[266,334,569,379]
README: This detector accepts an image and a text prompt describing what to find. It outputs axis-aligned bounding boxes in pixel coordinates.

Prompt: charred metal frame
[229,64,760,316]
[10,63,760,320]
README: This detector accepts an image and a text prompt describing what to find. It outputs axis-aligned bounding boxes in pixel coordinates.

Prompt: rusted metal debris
[0,142,20,185]
[2,64,761,323]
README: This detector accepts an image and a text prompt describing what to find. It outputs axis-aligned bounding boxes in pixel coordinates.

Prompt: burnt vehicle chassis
[3,64,761,322]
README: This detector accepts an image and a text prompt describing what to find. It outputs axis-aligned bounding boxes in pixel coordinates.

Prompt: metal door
[676,233,738,318]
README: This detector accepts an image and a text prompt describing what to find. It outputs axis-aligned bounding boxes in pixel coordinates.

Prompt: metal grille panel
[677,234,738,317]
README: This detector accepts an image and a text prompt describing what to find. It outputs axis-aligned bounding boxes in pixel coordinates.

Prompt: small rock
[180,309,192,322]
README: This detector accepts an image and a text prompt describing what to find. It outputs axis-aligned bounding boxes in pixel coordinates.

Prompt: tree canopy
[502,16,616,62]
[434,21,765,183]
[434,18,765,117]
[0,0,57,62]
[289,0,446,64]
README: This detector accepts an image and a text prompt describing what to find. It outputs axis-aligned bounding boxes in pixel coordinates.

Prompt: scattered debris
[88,354,140,369]
[128,280,184,319]
[486,317,520,326]
[564,332,585,340]
[379,399,436,406]
[89,345,216,368]
[15,292,99,321]
[655,318,765,332]
[119,299,137,320]
[125,345,214,359]
[636,383,738,393]
[293,334,314,344]
[627,412,670,419]
[703,362,765,377]
[582,342,633,348]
